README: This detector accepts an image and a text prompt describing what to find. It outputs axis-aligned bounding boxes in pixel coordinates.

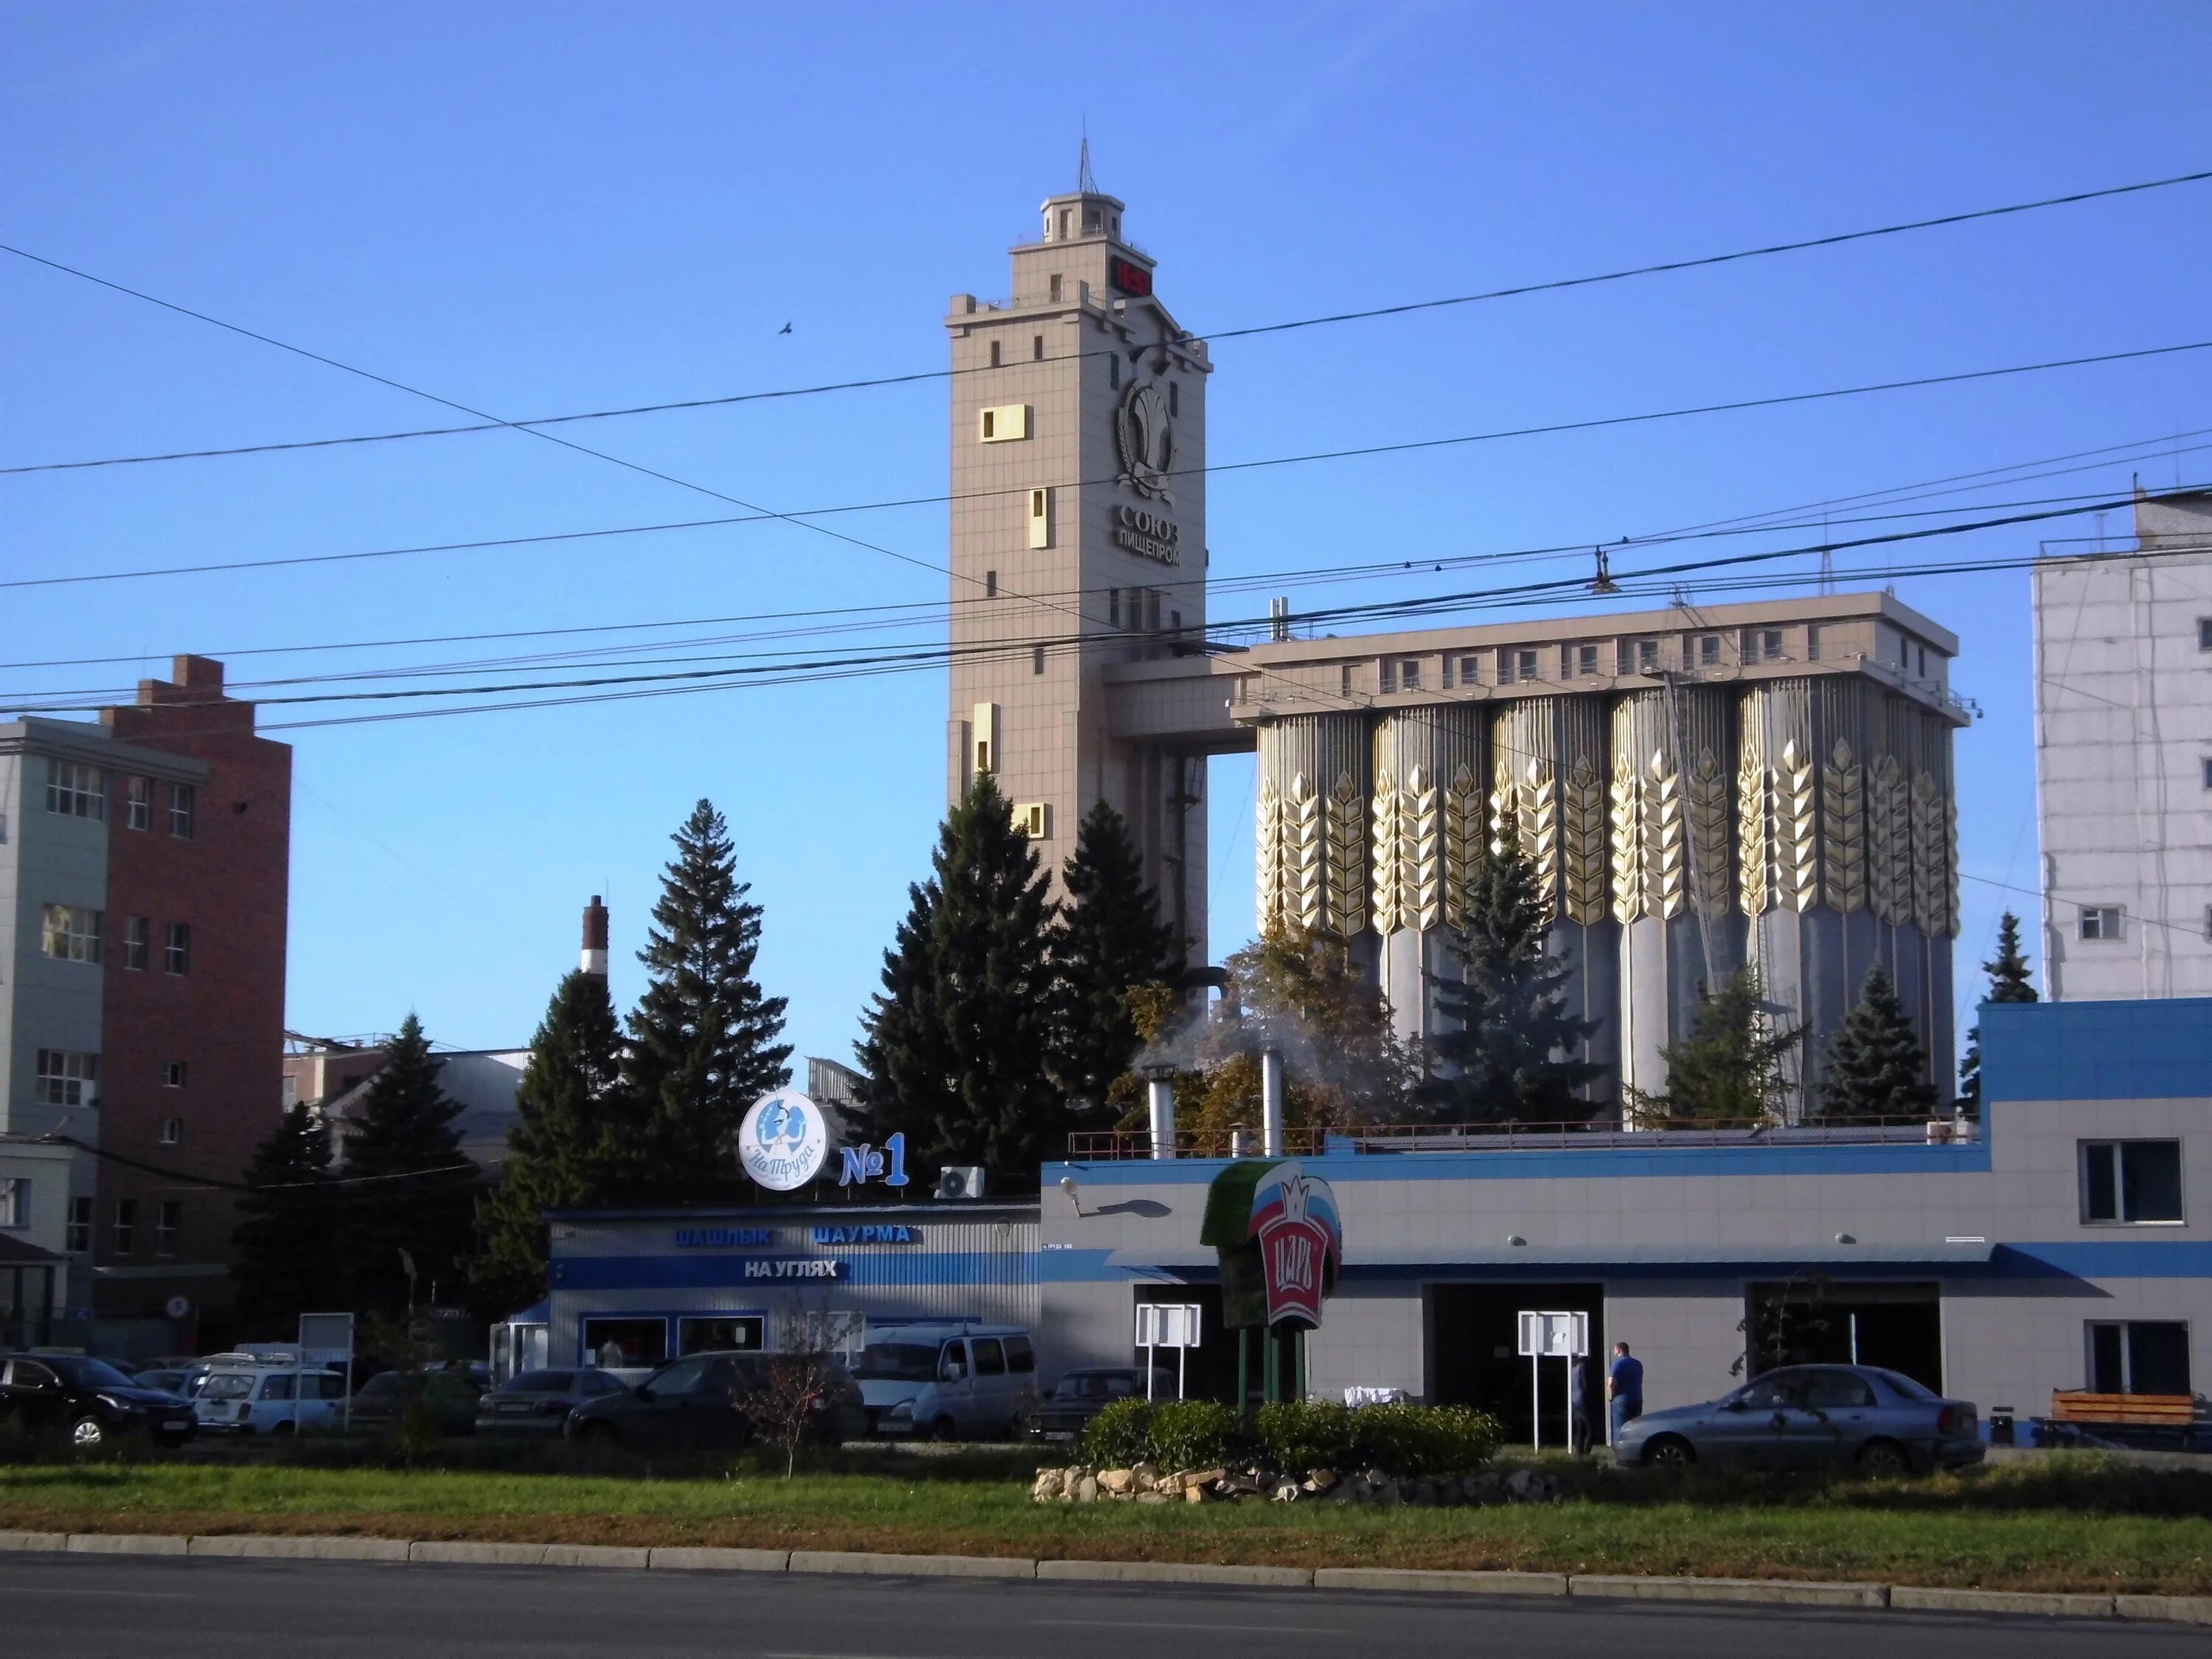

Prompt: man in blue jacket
[1606,1341,1644,1446]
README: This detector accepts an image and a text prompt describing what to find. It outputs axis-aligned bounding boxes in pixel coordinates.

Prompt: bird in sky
[779,321,793,335]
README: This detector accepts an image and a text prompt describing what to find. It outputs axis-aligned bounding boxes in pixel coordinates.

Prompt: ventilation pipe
[1142,1066,1178,1161]
[1260,1046,1285,1157]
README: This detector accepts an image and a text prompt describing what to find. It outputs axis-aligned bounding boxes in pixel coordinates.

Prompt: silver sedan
[1615,1363,1983,1474]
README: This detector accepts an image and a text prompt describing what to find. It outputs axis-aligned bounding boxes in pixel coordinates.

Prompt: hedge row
[1079,1397,1503,1478]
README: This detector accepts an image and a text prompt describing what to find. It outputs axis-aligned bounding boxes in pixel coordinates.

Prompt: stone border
[1,1531,2203,1627]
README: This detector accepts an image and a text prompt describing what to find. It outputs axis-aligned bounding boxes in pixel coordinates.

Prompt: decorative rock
[1032,1469,1065,1502]
[1076,1475,1099,1503]
[1270,1478,1303,1503]
[1409,1481,1436,1506]
[1135,1492,1169,1505]
[1130,1462,1160,1494]
[1504,1469,1559,1503]
[1186,1467,1227,1489]
[1183,1481,1207,1504]
[1303,1469,1337,1492]
[1374,1481,1402,1508]
[1098,1469,1135,1495]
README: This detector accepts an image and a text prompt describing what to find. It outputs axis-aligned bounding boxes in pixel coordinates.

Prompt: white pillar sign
[1516,1310,1588,1453]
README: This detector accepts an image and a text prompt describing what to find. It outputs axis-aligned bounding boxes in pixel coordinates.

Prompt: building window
[66,1197,91,1253]
[1458,655,1481,686]
[1699,635,1722,668]
[1108,354,1119,390]
[164,921,192,975]
[156,1200,181,1257]
[35,1050,99,1107]
[160,1116,183,1146]
[1032,334,1043,361]
[1399,659,1421,692]
[1147,591,1161,631]
[164,1061,188,1088]
[0,1179,24,1229]
[2078,905,2123,942]
[125,774,153,830]
[1169,609,1181,635]
[1379,659,1397,694]
[170,783,195,838]
[1014,801,1048,838]
[1027,487,1052,549]
[1440,658,1454,689]
[988,339,1001,368]
[1057,208,1071,240]
[2201,757,2212,791]
[2199,616,2212,650]
[984,569,997,598]
[41,903,103,964]
[114,1200,137,1255]
[1340,664,1352,696]
[1032,644,1046,675]
[1108,588,1121,627]
[2081,1140,2183,1224]
[1761,629,1786,662]
[2088,1321,2192,1397]
[1806,625,1823,661]
[1048,274,1062,302]
[123,914,150,971]
[44,759,106,819]
[978,403,1028,442]
[1573,643,1600,678]
[1637,639,1660,675]
[1169,381,1180,417]
[1498,647,1538,685]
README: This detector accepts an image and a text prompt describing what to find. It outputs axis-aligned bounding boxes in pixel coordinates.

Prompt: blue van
[855,1321,1035,1439]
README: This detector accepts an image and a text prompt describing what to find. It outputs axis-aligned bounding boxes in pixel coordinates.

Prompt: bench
[2049,1391,2201,1429]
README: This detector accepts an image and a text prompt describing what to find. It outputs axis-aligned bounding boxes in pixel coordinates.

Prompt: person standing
[1568,1352,1591,1454]
[1606,1341,1644,1447]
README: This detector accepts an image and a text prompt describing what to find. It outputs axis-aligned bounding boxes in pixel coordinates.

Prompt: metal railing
[1065,1114,1977,1161]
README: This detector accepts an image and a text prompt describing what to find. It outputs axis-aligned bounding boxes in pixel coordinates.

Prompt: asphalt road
[1,1554,2198,1657]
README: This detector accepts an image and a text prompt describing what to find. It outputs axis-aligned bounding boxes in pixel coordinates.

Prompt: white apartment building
[2034,489,2212,1000]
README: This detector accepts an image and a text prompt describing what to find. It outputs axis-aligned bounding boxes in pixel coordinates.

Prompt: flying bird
[779,321,792,335]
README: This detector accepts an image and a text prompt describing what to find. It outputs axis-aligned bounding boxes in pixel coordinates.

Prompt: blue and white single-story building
[543,999,2208,1434]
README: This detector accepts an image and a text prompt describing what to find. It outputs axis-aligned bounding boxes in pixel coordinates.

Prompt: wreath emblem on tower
[1113,379,1175,504]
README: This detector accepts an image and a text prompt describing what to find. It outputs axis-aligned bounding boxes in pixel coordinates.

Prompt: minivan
[855,1322,1035,1439]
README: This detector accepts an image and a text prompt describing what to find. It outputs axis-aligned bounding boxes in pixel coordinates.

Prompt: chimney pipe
[580,894,609,976]
[1260,1046,1285,1157]
[1145,1074,1177,1161]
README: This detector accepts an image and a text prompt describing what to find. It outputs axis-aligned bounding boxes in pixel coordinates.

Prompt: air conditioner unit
[936,1166,987,1201]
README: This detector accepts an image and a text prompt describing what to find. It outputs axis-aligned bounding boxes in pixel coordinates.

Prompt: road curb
[1890,1586,2115,1618]
[792,1550,1034,1579]
[1571,1574,1889,1608]
[1038,1559,1313,1587]
[1,1531,2203,1623]
[1314,1568,1568,1596]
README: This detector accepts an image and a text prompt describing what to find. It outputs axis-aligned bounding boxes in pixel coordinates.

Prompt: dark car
[566,1350,866,1451]
[1615,1363,1982,1474]
[346,1367,484,1436]
[1021,1368,1178,1441]
[0,1353,198,1449]
[132,1366,208,1399]
[473,1366,630,1436]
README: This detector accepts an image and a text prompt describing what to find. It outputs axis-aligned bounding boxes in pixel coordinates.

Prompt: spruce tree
[474,969,630,1310]
[1958,912,2038,1118]
[623,800,793,1203]
[1627,967,1799,1126]
[1819,966,1938,1119]
[232,1102,338,1336]
[855,773,1062,1187]
[1419,835,1602,1123]
[341,1013,478,1316]
[1054,799,1183,1119]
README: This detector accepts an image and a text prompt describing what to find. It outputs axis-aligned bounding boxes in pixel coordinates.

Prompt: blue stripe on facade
[1046,1140,1992,1189]
[1981,998,2212,1105]
[554,1251,1056,1293]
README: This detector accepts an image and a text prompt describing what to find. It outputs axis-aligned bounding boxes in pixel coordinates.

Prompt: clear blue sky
[4,3,2208,1074]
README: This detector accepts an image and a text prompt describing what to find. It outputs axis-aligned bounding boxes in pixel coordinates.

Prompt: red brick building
[94,656,291,1352]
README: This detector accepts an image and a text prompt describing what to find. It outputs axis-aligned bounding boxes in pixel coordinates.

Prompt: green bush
[1081,1397,1153,1468]
[1147,1399,1239,1471]
[1351,1402,1503,1476]
[1254,1400,1354,1473]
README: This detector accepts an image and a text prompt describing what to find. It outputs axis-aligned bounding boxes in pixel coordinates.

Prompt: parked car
[347,1367,484,1437]
[855,1323,1036,1440]
[132,1366,208,1399]
[1021,1368,1179,1441]
[474,1366,629,1436]
[193,1362,350,1436]
[1615,1364,1982,1473]
[0,1353,198,1449]
[566,1350,866,1450]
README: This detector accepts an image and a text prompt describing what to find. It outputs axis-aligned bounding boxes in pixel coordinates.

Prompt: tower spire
[1077,122,1096,194]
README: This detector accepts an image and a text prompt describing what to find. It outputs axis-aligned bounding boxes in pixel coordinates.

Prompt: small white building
[2034,488,2212,1000]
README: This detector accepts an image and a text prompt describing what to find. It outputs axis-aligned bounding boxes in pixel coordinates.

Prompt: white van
[193,1361,349,1435]
[855,1322,1036,1440]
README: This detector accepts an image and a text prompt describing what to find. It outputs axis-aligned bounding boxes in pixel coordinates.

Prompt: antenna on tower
[1077,121,1096,194]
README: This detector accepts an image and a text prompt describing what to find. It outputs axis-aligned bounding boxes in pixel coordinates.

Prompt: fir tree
[855,773,1063,1187]
[622,800,793,1203]
[1819,966,1938,1119]
[1958,912,2038,1117]
[1054,799,1183,1119]
[473,969,630,1310]
[341,1013,478,1315]
[1419,835,1602,1123]
[231,1102,338,1337]
[1627,967,1799,1126]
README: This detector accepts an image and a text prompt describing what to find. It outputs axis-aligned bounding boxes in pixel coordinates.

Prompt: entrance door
[1745,1281,1942,1391]
[1425,1283,1604,1447]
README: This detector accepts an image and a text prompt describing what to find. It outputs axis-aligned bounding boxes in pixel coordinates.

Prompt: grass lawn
[2,1452,2208,1594]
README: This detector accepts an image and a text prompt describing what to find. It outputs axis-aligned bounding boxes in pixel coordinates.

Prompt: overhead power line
[7,338,2208,595]
[5,165,2208,476]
